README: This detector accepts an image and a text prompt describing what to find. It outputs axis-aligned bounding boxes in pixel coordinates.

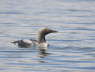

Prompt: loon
[11,28,57,52]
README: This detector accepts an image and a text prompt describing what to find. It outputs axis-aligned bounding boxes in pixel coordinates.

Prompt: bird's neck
[38,33,46,43]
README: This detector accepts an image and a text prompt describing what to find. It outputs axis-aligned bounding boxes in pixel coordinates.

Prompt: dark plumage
[11,28,57,49]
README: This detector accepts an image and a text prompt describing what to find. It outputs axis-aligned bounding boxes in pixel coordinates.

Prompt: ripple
[0,11,23,15]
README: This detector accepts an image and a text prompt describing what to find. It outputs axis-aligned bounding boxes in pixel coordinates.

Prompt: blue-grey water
[0,0,95,72]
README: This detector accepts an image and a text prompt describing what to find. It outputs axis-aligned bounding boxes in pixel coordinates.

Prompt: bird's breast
[38,42,48,50]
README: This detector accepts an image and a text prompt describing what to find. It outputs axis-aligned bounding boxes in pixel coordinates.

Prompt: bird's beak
[52,30,58,33]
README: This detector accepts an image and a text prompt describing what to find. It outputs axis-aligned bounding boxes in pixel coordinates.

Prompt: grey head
[38,28,58,43]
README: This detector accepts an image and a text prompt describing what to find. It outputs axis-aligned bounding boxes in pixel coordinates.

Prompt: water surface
[0,0,95,72]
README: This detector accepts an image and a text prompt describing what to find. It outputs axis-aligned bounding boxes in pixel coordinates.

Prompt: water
[0,0,95,72]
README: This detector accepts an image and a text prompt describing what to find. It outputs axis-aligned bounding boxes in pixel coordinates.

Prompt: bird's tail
[11,41,18,44]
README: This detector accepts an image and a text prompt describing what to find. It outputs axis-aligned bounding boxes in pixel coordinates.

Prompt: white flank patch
[23,39,32,44]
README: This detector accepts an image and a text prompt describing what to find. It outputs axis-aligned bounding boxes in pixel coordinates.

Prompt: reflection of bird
[38,51,51,58]
[11,28,58,51]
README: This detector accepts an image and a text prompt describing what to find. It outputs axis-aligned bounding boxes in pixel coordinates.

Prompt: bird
[11,28,58,53]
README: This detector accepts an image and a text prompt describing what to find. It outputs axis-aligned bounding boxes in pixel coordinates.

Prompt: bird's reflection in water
[37,51,50,63]
[38,49,51,58]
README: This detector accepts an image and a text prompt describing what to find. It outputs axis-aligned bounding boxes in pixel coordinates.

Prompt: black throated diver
[11,28,57,51]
